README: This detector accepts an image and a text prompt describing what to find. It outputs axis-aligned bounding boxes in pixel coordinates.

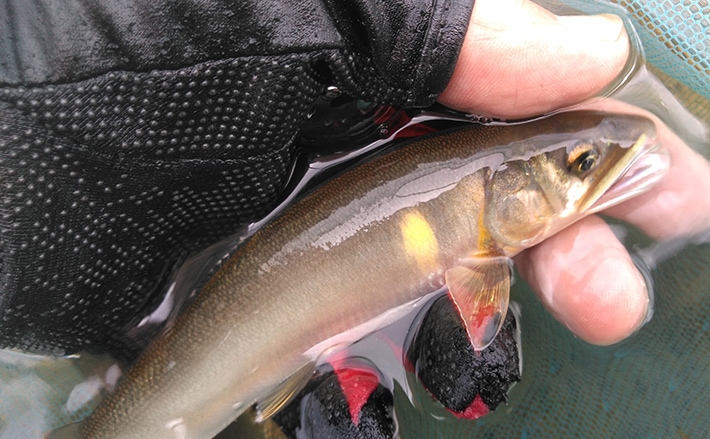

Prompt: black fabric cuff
[323,0,475,107]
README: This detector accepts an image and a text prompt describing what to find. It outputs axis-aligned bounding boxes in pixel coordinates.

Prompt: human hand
[437,0,710,345]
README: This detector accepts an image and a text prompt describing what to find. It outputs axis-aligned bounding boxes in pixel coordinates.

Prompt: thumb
[438,0,630,119]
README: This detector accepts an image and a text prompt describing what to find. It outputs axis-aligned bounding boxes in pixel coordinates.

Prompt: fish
[79,111,668,438]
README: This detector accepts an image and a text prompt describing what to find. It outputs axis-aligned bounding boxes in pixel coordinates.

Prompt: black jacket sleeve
[1,0,471,105]
[0,0,474,358]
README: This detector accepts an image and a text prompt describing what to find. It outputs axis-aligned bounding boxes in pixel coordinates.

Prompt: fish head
[484,112,669,252]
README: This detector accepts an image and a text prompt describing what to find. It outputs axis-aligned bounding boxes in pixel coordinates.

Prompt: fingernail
[558,13,626,43]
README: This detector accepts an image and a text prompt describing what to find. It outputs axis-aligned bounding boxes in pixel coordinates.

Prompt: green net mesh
[615,0,709,99]
[562,0,709,100]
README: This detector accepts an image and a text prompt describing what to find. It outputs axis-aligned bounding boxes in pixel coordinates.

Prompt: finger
[514,215,649,345]
[577,100,710,239]
[438,0,630,118]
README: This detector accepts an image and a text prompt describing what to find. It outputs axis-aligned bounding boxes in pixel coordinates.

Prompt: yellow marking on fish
[400,211,439,273]
[474,208,496,257]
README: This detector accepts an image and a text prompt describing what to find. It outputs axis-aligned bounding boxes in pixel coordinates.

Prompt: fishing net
[566,0,710,124]
[612,0,709,100]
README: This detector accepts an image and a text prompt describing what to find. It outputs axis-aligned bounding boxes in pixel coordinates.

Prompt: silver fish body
[82,111,666,438]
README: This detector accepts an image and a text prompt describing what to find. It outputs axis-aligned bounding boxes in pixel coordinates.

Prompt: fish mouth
[587,137,670,214]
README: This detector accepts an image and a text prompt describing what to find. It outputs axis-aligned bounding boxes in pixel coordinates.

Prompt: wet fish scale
[83,111,663,438]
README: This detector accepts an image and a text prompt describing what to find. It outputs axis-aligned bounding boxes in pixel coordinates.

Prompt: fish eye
[567,145,599,174]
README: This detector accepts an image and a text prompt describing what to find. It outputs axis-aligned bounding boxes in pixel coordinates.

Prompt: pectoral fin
[255,361,315,422]
[445,257,511,351]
